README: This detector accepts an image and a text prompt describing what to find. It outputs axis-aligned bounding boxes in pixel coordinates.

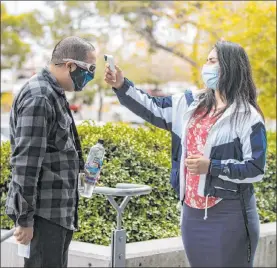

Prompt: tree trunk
[97,88,103,121]
[191,28,201,88]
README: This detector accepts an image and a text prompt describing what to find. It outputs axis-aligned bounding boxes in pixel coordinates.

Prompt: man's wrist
[16,215,34,228]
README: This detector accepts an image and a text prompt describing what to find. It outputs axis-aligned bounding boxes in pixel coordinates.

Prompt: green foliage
[254,131,276,223]
[95,1,152,15]
[0,123,180,245]
[0,124,276,245]
[44,1,97,44]
[195,1,276,119]
[2,1,275,119]
[95,1,276,119]
[74,122,179,245]
[1,3,44,68]
[0,141,13,230]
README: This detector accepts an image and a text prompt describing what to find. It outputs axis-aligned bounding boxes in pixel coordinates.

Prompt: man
[5,36,96,267]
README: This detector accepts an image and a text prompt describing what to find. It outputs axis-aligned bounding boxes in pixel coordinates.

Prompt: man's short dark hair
[51,36,95,64]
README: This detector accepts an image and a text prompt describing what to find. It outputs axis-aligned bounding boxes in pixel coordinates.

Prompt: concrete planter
[1,222,275,267]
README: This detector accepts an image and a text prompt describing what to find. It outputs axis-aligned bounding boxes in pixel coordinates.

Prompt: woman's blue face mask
[201,64,219,90]
[70,66,95,92]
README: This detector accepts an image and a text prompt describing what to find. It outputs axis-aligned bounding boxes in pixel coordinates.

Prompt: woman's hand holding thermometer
[104,55,124,89]
[104,54,115,72]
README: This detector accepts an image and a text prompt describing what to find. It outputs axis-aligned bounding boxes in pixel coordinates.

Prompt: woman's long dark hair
[196,40,264,123]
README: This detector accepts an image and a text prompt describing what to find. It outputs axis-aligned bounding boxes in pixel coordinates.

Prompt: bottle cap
[98,139,104,145]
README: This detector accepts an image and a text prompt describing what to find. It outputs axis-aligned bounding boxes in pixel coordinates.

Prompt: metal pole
[117,196,131,230]
[106,195,133,267]
[94,183,151,267]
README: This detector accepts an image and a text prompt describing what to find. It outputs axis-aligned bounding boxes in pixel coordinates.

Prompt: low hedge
[0,122,276,245]
[255,131,276,223]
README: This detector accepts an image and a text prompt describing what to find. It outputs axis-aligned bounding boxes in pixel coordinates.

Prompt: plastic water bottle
[80,139,105,198]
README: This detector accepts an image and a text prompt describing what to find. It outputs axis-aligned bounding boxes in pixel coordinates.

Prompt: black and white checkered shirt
[5,67,80,230]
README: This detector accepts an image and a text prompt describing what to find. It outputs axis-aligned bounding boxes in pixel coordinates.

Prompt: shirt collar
[41,66,65,96]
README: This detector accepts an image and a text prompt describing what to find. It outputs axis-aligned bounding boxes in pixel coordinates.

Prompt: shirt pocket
[55,113,74,151]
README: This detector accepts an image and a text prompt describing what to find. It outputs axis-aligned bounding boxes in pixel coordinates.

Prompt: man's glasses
[55,58,96,74]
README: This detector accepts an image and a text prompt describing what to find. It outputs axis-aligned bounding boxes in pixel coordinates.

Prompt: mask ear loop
[69,65,76,89]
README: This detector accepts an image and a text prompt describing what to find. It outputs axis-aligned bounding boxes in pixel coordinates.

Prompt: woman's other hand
[185,155,211,175]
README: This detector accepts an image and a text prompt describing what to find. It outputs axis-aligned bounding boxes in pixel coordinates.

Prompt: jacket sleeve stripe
[210,122,267,183]
[114,78,173,131]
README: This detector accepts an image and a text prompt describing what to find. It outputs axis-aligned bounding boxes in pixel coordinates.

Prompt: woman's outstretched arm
[105,64,172,131]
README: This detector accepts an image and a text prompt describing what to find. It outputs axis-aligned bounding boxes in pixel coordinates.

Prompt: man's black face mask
[70,66,94,92]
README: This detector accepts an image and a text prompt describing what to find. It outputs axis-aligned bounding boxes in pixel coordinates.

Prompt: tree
[95,1,276,119]
[95,1,201,67]
[1,3,44,69]
[41,1,276,119]
[44,1,108,120]
[192,1,276,119]
[120,48,191,89]
[44,1,98,45]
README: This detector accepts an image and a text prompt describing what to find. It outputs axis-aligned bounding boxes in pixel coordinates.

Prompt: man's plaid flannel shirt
[5,67,80,230]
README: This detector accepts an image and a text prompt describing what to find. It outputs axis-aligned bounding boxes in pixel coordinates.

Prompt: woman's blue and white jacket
[113,78,267,203]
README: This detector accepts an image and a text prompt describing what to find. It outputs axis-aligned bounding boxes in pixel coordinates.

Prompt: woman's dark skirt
[181,195,260,267]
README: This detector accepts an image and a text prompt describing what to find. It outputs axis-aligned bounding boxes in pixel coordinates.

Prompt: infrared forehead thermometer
[104,54,115,72]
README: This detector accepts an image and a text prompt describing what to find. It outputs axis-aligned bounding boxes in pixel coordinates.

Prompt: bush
[254,131,276,223]
[0,122,276,245]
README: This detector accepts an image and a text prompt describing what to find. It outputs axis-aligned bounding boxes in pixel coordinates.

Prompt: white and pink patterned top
[184,108,221,209]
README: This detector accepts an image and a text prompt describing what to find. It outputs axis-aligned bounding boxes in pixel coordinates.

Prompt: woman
[104,40,267,267]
